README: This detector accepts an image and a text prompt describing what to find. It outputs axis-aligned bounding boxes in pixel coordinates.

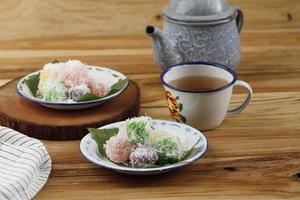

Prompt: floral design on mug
[166,91,187,123]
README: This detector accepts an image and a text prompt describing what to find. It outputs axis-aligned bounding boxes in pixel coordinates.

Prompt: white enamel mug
[160,62,253,130]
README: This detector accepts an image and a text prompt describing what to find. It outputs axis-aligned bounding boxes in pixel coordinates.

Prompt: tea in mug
[169,76,228,91]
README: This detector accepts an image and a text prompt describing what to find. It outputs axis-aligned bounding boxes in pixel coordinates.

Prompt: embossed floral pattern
[153,20,241,70]
[166,91,186,123]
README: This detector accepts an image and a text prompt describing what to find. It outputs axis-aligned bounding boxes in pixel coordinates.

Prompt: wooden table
[0,0,300,199]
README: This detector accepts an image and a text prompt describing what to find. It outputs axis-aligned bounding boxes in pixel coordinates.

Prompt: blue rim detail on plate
[160,61,237,94]
[16,67,129,106]
[80,119,208,175]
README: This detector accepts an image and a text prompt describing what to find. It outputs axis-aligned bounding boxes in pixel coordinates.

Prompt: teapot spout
[146,25,162,38]
[146,25,182,69]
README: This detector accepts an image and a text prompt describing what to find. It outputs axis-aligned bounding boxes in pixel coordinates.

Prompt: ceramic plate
[16,66,128,110]
[80,119,208,175]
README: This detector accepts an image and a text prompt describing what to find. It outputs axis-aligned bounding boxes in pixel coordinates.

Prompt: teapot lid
[163,0,237,24]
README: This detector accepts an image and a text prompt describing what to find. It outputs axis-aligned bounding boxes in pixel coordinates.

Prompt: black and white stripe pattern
[0,126,51,200]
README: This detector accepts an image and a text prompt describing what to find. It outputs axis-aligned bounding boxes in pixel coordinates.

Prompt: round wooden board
[0,79,140,140]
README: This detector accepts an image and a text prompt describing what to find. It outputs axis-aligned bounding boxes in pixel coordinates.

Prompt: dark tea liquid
[169,76,228,91]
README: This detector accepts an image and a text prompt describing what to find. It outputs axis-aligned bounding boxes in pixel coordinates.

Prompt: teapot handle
[235,8,244,33]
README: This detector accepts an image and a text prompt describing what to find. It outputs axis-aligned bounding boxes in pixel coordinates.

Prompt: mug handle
[235,8,244,33]
[227,80,253,115]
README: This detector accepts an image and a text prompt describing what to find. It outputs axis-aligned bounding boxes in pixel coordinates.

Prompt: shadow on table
[105,162,211,187]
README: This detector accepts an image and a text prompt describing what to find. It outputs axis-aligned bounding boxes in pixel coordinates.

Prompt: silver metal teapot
[146,0,243,70]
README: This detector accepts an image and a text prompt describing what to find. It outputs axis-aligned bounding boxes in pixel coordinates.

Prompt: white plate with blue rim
[16,66,129,110]
[80,119,208,175]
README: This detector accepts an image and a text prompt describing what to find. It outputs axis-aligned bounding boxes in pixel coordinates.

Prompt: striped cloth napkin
[0,126,51,200]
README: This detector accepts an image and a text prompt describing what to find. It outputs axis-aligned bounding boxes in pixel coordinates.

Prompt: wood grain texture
[0,0,299,199]
[0,0,299,39]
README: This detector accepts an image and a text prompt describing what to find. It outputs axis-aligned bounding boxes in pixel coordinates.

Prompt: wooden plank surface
[0,0,299,199]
